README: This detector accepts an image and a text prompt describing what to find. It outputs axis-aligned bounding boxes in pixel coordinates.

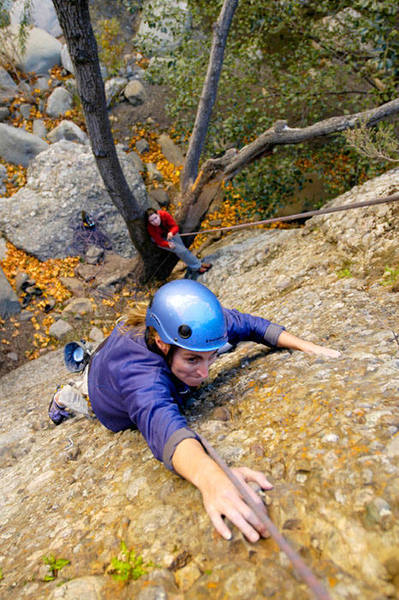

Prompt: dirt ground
[110,83,174,142]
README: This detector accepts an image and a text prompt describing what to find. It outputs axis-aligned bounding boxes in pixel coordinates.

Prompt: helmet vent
[178,324,192,339]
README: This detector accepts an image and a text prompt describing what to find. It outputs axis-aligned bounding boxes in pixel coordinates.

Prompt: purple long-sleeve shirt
[88,308,284,470]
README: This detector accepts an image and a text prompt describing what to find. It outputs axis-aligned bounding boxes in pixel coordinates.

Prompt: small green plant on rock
[42,554,70,582]
[381,265,399,287]
[337,266,352,278]
[107,541,153,582]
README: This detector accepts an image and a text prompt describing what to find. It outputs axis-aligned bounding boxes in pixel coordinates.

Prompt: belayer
[50,280,340,542]
[145,208,212,274]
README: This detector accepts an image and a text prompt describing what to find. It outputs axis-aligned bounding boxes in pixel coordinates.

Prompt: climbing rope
[179,192,399,237]
[199,435,332,600]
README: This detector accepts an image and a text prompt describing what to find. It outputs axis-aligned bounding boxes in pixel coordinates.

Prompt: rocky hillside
[0,168,399,600]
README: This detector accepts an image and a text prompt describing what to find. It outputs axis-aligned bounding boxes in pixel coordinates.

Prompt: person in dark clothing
[145,208,212,273]
[85,280,340,542]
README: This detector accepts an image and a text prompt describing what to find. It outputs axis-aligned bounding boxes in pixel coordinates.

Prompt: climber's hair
[118,300,174,361]
[121,301,147,331]
[144,207,157,224]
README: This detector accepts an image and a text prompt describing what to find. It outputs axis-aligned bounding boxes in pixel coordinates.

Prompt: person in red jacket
[146,208,212,273]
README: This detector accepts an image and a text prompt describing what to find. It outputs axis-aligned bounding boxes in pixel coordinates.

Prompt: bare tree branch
[224,97,399,178]
[178,96,399,236]
[181,0,239,194]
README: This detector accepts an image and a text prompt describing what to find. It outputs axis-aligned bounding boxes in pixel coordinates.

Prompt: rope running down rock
[180,192,399,237]
[199,435,333,600]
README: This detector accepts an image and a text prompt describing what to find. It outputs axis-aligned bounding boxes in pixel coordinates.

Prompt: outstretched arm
[276,330,341,358]
[172,437,273,542]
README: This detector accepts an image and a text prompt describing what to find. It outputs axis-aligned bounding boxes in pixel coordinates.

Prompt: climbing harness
[199,435,332,600]
[179,192,399,238]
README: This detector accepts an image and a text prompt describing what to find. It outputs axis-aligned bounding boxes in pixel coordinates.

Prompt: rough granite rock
[46,88,73,118]
[5,25,61,74]
[0,170,399,599]
[0,140,148,259]
[10,0,62,38]
[47,120,88,145]
[0,123,48,167]
[0,266,20,318]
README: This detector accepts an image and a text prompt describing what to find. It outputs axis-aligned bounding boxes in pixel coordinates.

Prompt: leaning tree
[52,0,399,281]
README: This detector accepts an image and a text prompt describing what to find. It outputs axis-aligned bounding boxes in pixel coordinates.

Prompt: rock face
[0,170,399,599]
[0,140,147,260]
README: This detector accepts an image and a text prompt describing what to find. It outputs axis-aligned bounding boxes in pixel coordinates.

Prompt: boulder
[18,103,32,119]
[0,123,48,167]
[93,252,136,288]
[0,140,147,260]
[0,267,20,318]
[60,43,74,74]
[10,0,62,38]
[146,162,163,182]
[47,120,88,144]
[128,150,144,172]
[32,119,47,138]
[135,138,149,154]
[0,164,7,195]
[1,165,399,600]
[0,237,7,260]
[0,107,10,122]
[148,187,170,207]
[48,319,73,339]
[85,245,104,265]
[0,66,18,108]
[137,0,191,56]
[62,297,93,318]
[124,80,147,106]
[46,87,73,118]
[59,276,86,297]
[5,25,61,74]
[89,326,104,344]
[35,76,49,92]
[0,66,17,92]
[105,77,128,107]
[159,133,184,166]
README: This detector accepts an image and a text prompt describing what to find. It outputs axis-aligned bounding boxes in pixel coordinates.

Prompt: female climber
[145,208,212,274]
[81,280,340,542]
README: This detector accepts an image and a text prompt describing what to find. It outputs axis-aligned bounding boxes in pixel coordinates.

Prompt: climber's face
[170,347,218,387]
[148,213,161,226]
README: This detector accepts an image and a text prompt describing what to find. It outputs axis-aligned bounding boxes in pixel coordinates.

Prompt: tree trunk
[181,0,239,195]
[52,0,172,281]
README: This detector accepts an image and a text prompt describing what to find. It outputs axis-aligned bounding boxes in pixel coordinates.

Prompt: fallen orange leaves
[1,241,79,304]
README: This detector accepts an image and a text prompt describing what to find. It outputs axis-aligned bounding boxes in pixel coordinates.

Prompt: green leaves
[108,541,154,582]
[42,554,70,582]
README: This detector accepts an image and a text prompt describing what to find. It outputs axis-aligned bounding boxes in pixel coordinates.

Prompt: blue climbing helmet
[146,280,227,352]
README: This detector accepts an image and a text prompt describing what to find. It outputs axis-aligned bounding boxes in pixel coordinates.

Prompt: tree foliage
[145,0,399,216]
